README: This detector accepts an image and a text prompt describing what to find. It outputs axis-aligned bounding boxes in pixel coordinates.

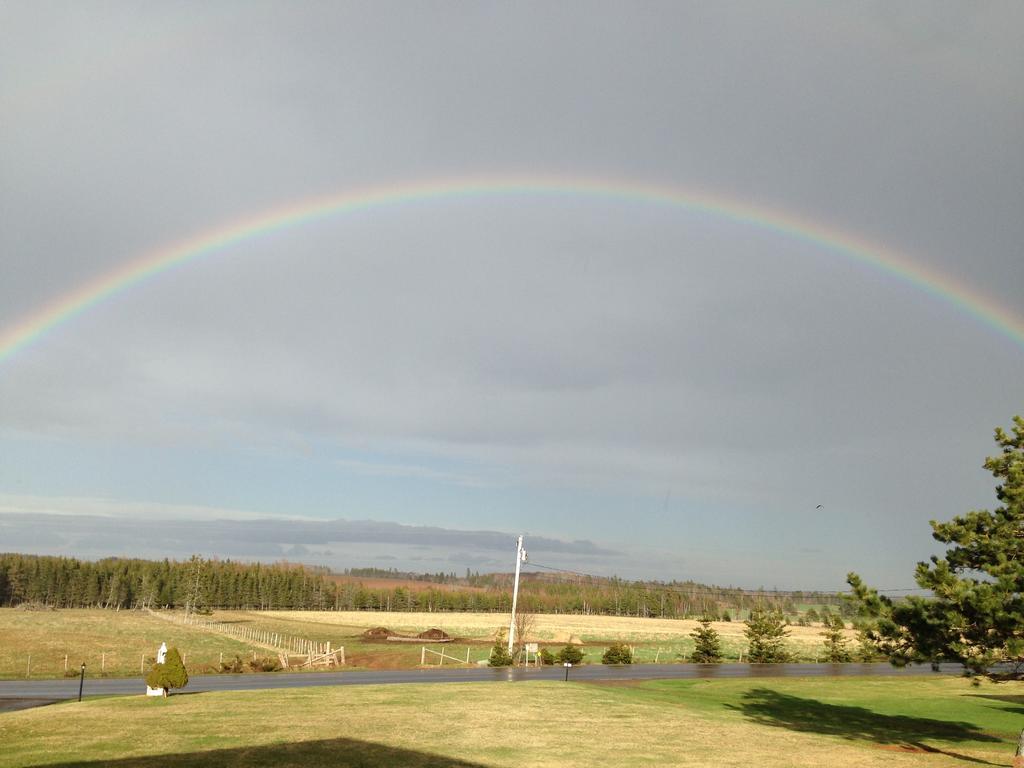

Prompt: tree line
[0,550,849,620]
[0,554,337,610]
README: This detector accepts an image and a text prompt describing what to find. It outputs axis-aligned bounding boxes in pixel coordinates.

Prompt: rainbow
[2,174,1022,365]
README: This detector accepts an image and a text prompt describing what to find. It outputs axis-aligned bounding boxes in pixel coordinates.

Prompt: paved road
[0,662,962,702]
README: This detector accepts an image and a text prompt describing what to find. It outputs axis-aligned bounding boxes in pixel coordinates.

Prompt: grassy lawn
[1,676,1019,767]
[0,609,262,680]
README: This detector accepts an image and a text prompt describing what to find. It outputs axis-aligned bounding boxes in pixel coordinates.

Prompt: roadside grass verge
[0,676,1018,767]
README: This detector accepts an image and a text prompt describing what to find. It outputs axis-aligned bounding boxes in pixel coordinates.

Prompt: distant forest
[0,553,853,619]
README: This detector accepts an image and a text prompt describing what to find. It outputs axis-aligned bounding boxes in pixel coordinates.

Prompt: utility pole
[507,535,527,655]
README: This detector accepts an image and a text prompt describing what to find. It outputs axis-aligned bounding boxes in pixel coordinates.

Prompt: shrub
[854,627,884,662]
[539,648,555,665]
[744,609,792,663]
[145,647,189,695]
[601,643,633,664]
[220,655,245,674]
[690,618,723,663]
[488,638,513,667]
[821,614,852,662]
[248,656,283,672]
[555,644,584,665]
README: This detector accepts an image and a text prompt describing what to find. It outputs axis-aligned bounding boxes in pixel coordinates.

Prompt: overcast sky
[1,2,1021,590]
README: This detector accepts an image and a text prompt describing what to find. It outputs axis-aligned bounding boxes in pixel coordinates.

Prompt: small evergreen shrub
[744,609,792,663]
[821,614,853,662]
[555,644,584,665]
[145,646,189,695]
[689,618,724,663]
[488,638,513,667]
[601,643,633,664]
[539,648,555,665]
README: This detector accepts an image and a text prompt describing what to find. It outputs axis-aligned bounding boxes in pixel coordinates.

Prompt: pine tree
[487,638,513,667]
[820,613,852,662]
[690,618,723,663]
[849,416,1024,678]
[744,608,792,663]
[854,626,882,662]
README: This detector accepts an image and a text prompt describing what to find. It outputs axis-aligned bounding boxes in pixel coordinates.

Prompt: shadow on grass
[728,688,1003,765]
[24,736,488,768]
[967,692,1024,716]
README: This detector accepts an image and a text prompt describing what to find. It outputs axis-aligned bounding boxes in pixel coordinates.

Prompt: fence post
[339,646,345,665]
[26,654,31,678]
[421,647,425,665]
[101,652,105,673]
[65,655,69,673]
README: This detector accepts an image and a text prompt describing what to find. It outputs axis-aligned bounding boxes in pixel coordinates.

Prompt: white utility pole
[507,535,527,654]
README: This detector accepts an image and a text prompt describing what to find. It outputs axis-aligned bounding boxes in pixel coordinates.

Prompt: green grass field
[1,676,1020,767]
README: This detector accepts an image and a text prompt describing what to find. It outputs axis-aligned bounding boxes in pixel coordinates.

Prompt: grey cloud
[0,3,1020,592]
[0,511,619,561]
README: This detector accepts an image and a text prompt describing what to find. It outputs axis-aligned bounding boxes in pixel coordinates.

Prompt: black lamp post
[78,663,86,702]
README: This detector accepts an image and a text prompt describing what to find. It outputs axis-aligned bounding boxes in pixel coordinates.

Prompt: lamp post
[77,663,86,702]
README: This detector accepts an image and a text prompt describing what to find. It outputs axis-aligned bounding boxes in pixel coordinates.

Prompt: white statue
[146,642,168,697]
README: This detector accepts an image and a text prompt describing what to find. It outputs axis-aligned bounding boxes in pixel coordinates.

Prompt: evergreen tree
[145,647,189,696]
[820,613,852,662]
[744,608,791,663]
[487,637,513,667]
[556,644,584,665]
[854,626,882,662]
[849,417,1024,678]
[602,643,633,664]
[690,618,723,663]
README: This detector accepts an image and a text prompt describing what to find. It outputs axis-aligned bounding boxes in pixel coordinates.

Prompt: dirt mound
[417,628,451,641]
[361,626,393,641]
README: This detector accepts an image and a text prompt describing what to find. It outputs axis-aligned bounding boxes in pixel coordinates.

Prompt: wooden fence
[145,608,344,666]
